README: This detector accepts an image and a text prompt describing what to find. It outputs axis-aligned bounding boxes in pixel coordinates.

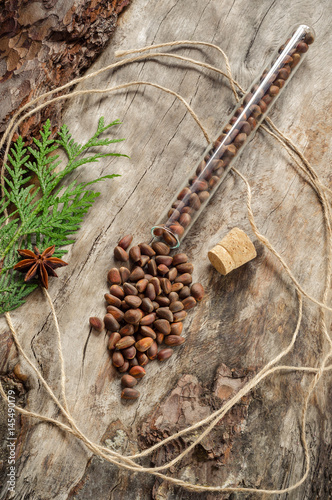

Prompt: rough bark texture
[0,0,130,142]
[1,0,332,499]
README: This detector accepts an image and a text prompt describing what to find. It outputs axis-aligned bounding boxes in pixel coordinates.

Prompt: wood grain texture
[1,0,332,499]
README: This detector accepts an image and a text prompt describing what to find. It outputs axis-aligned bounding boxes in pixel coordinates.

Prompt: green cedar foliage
[0,117,126,314]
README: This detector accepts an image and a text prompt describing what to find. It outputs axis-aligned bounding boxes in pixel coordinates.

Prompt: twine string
[115,40,241,100]
[0,40,331,495]
[42,288,69,414]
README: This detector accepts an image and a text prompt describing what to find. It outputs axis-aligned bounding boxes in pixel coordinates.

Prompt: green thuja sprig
[0,117,127,314]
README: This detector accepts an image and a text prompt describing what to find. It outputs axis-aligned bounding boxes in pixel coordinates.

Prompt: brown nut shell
[136,279,149,293]
[157,348,173,361]
[162,229,178,248]
[108,332,121,350]
[110,285,125,299]
[262,94,272,105]
[104,314,120,332]
[141,298,154,314]
[150,277,162,296]
[175,273,192,286]
[151,241,170,256]
[106,306,125,322]
[104,293,122,308]
[118,360,130,373]
[182,296,197,310]
[177,187,191,200]
[169,223,184,237]
[137,352,149,366]
[170,322,183,336]
[138,255,150,267]
[129,245,141,263]
[167,267,178,281]
[158,264,169,275]
[115,336,135,350]
[169,291,179,302]
[147,259,157,277]
[247,116,257,128]
[139,242,156,257]
[118,234,133,250]
[156,332,164,345]
[274,79,285,89]
[122,346,137,360]
[198,191,210,203]
[112,351,124,367]
[145,283,156,301]
[129,357,139,368]
[124,295,142,308]
[140,326,156,339]
[123,282,138,296]
[269,85,279,96]
[124,309,143,325]
[135,337,154,352]
[121,374,137,388]
[159,277,172,295]
[114,246,129,262]
[171,282,184,292]
[119,324,135,337]
[179,213,191,228]
[129,366,146,379]
[147,341,158,360]
[89,317,104,332]
[129,267,145,282]
[173,311,187,322]
[233,133,247,148]
[155,295,170,307]
[297,42,308,53]
[164,335,186,346]
[121,388,140,400]
[107,268,122,285]
[154,319,171,335]
[190,283,205,301]
[169,301,184,313]
[156,255,173,267]
[278,68,289,80]
[172,253,188,266]
[239,121,251,135]
[119,267,130,283]
[156,307,174,322]
[140,312,156,325]
[290,53,301,68]
[188,193,201,211]
[176,262,194,274]
[179,286,191,299]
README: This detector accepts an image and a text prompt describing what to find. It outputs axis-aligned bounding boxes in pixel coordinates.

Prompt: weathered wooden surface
[1,0,332,499]
[0,0,130,142]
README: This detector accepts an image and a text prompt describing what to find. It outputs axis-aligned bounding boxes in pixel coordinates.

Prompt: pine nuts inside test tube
[151,24,315,249]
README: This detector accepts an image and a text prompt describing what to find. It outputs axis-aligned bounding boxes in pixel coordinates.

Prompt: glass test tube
[151,24,315,249]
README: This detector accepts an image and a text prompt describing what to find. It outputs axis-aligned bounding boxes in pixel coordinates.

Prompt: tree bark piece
[0,1,331,499]
[0,0,130,142]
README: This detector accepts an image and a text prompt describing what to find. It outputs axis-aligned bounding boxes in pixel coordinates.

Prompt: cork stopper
[208,227,257,275]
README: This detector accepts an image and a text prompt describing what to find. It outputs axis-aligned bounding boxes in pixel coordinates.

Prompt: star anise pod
[13,245,68,289]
